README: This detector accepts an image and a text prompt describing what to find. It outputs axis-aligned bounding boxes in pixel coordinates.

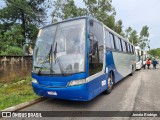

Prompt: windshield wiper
[53,42,66,76]
[38,46,52,76]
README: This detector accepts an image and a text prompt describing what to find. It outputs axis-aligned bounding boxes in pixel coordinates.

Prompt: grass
[0,76,39,110]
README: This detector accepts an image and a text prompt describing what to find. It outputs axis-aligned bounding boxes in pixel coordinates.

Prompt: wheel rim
[108,76,113,91]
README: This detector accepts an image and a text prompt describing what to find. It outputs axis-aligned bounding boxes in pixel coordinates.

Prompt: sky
[112,0,160,49]
[1,0,159,49]
[75,0,160,49]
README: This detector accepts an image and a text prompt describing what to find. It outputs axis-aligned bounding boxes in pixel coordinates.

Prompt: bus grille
[39,81,67,88]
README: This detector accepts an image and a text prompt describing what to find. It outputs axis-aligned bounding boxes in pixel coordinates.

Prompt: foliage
[139,26,150,50]
[0,46,22,55]
[83,0,116,27]
[125,27,139,45]
[124,26,150,48]
[125,27,132,38]
[0,0,151,55]
[114,20,125,37]
[51,0,151,41]
[0,0,48,43]
[148,48,160,58]
[0,24,23,46]
[51,0,86,22]
[0,24,23,55]
[51,0,123,33]
[0,0,47,55]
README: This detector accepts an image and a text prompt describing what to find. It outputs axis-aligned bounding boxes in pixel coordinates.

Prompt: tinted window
[105,30,112,49]
[89,20,103,76]
[125,42,128,52]
[119,38,123,51]
[109,33,115,49]
[130,45,133,53]
[128,43,131,53]
[132,46,135,54]
[115,36,122,51]
[122,40,126,52]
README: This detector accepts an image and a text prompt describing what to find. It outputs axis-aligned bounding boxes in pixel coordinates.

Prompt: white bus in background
[143,52,148,66]
[135,46,143,70]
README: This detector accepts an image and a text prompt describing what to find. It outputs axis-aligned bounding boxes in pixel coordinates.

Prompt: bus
[31,16,136,101]
[143,52,148,65]
[135,46,143,70]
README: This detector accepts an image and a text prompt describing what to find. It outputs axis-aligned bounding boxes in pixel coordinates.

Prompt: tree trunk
[21,10,26,46]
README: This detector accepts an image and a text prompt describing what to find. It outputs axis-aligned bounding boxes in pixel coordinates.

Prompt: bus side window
[133,46,135,54]
[109,33,116,49]
[89,20,103,76]
[129,44,132,53]
[128,43,131,53]
[130,45,133,54]
[125,42,128,53]
[130,44,132,53]
[119,38,123,51]
[114,36,122,51]
[105,30,112,49]
[122,40,126,52]
[132,46,134,54]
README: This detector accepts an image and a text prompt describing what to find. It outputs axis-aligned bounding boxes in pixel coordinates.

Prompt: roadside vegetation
[148,48,160,59]
[0,77,38,110]
[0,0,151,56]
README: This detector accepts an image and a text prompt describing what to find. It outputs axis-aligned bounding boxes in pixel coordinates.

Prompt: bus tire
[104,73,113,94]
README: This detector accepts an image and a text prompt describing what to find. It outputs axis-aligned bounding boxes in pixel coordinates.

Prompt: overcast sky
[112,0,160,49]
[75,0,160,49]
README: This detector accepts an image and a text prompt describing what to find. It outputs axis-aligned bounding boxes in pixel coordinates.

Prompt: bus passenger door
[87,20,106,96]
[89,20,104,76]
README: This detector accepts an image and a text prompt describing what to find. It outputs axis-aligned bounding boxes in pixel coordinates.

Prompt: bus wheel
[104,73,113,94]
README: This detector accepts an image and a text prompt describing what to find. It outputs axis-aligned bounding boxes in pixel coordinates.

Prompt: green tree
[0,24,24,55]
[51,0,125,34]
[114,20,125,36]
[51,0,86,22]
[83,0,117,29]
[125,27,132,38]
[148,48,160,58]
[125,27,139,45]
[104,15,115,30]
[129,30,138,45]
[139,26,150,50]
[0,0,48,45]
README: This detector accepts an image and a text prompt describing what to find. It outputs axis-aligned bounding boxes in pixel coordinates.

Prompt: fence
[0,56,32,83]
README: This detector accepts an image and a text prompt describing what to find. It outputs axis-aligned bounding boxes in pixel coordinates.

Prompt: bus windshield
[33,19,86,75]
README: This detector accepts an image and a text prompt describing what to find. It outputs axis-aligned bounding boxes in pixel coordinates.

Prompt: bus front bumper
[32,83,91,101]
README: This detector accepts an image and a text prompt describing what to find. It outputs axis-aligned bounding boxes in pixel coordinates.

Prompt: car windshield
[33,19,86,74]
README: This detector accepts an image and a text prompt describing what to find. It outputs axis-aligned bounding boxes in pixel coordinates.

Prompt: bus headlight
[32,78,38,84]
[68,79,86,86]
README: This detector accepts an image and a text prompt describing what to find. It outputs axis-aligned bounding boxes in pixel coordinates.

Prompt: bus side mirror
[22,43,34,56]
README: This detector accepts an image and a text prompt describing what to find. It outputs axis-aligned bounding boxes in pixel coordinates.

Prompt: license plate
[47,91,57,95]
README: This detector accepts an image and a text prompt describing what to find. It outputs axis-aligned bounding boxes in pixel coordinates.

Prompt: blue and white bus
[32,16,136,101]
[135,46,143,70]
